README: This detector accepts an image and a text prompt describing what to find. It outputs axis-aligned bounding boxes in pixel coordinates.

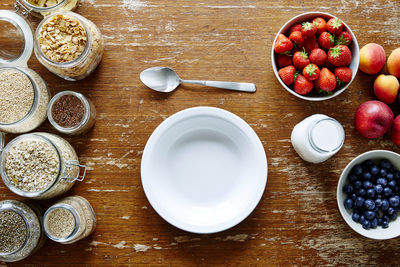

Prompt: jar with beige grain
[34,12,104,81]
[16,0,79,17]
[43,196,96,244]
[0,133,86,199]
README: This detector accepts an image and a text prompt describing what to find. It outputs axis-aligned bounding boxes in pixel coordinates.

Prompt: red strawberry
[303,35,319,54]
[294,75,313,95]
[315,67,337,92]
[289,23,303,33]
[328,45,352,66]
[274,34,293,54]
[336,31,352,46]
[303,64,320,81]
[278,65,296,85]
[335,66,352,83]
[312,17,327,34]
[327,18,343,35]
[293,50,310,70]
[318,32,335,50]
[301,22,317,38]
[309,48,327,66]
[289,31,304,47]
[277,54,292,67]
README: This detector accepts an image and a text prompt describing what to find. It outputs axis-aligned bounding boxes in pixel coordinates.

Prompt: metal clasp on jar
[0,132,4,153]
[62,160,87,183]
[14,0,31,17]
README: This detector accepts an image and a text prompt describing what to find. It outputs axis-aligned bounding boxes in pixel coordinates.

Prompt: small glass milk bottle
[291,114,345,163]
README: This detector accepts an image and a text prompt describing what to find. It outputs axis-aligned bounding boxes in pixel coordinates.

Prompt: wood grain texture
[1,0,400,266]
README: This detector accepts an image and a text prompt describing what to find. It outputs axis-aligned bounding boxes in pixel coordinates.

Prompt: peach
[373,74,400,104]
[359,43,386,75]
[387,48,400,78]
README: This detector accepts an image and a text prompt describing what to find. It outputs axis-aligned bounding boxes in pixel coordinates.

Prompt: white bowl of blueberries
[337,150,400,239]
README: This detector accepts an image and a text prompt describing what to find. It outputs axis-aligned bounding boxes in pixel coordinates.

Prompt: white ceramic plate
[141,107,267,234]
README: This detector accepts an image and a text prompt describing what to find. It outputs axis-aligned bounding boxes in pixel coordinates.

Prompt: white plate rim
[141,106,268,234]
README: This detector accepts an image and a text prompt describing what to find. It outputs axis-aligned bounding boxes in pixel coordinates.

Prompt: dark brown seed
[51,95,85,128]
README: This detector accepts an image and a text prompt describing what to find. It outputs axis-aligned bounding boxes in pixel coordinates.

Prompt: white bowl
[141,107,268,234]
[337,150,400,240]
[271,12,360,101]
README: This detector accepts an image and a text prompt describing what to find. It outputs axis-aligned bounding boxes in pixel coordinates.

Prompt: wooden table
[1,0,400,265]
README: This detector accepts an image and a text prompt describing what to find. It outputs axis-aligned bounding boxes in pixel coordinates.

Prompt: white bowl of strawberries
[272,12,360,101]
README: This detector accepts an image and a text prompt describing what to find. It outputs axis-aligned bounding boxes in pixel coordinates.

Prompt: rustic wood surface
[1,0,400,266]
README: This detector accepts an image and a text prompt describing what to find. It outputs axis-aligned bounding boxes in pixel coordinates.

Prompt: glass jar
[15,0,79,18]
[43,196,96,244]
[0,199,46,262]
[0,132,86,199]
[34,11,104,81]
[48,91,96,135]
[291,114,345,163]
[0,10,50,134]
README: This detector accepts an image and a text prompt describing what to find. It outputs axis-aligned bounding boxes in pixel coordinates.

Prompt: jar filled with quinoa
[0,132,87,199]
[0,10,50,134]
[16,0,79,18]
[0,199,46,262]
[43,196,96,244]
[48,91,96,135]
[34,12,104,81]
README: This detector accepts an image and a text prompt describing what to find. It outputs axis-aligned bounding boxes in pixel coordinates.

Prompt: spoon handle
[181,80,256,93]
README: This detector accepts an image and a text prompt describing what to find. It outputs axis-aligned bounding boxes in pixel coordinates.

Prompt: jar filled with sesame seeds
[34,11,104,81]
[0,132,87,199]
[0,199,46,262]
[15,0,79,18]
[43,196,96,244]
[0,10,50,134]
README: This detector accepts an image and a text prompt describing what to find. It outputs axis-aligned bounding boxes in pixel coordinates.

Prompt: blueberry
[363,181,373,189]
[354,180,362,189]
[389,196,400,207]
[348,174,358,182]
[380,159,392,170]
[378,218,383,226]
[367,188,375,198]
[391,212,398,220]
[350,193,357,201]
[382,220,389,228]
[358,188,367,197]
[363,172,372,180]
[364,199,375,210]
[380,168,387,177]
[384,187,393,197]
[395,186,400,193]
[344,198,353,209]
[389,180,397,188]
[395,171,400,180]
[364,210,375,220]
[355,197,364,208]
[371,218,378,228]
[371,165,379,176]
[377,178,387,186]
[364,160,373,167]
[388,207,395,215]
[362,220,371,229]
[387,173,394,181]
[375,184,383,194]
[382,199,390,211]
[359,215,366,223]
[352,164,363,176]
[352,212,360,222]
[375,198,383,208]
[343,184,354,194]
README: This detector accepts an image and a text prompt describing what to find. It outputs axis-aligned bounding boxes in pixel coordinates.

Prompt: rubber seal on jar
[0,10,33,68]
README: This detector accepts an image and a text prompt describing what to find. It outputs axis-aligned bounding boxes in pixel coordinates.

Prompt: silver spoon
[140,67,256,93]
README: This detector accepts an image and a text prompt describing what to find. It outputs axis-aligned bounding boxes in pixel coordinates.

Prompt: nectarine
[359,43,386,75]
[374,74,400,104]
[388,48,400,78]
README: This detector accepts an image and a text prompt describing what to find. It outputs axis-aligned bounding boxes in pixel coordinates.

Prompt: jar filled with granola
[0,10,50,134]
[0,199,46,262]
[48,91,96,135]
[43,196,96,244]
[0,132,86,199]
[15,0,79,18]
[34,12,104,81]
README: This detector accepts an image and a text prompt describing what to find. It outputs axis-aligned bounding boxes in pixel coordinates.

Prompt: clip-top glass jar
[0,199,46,262]
[34,11,104,81]
[15,0,79,18]
[0,132,86,199]
[0,10,50,134]
[48,91,96,135]
[43,196,96,244]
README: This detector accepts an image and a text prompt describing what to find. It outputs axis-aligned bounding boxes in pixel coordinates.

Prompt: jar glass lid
[0,10,33,68]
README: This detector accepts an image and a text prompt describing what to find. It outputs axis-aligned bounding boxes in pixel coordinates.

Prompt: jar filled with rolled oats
[43,196,96,244]
[34,11,104,81]
[15,0,79,18]
[0,132,86,199]
[0,199,46,262]
[0,10,50,134]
